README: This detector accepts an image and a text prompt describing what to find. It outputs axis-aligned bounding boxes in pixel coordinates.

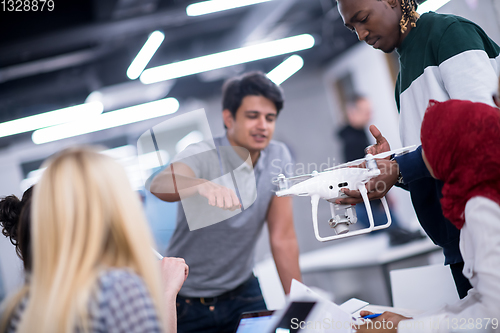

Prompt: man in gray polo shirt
[150,71,301,333]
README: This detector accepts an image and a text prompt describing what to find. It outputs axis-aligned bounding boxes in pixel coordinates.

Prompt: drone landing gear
[327,202,357,235]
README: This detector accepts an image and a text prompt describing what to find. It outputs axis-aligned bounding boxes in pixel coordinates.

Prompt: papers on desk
[339,298,370,314]
[290,279,368,313]
[267,279,365,333]
[273,280,422,332]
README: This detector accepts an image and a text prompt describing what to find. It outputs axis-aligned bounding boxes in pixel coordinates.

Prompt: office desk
[255,233,442,310]
[300,233,440,273]
[299,233,442,306]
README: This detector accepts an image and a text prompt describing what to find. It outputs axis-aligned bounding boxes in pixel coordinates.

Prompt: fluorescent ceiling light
[127,31,165,80]
[86,80,175,112]
[101,145,137,160]
[0,102,103,139]
[140,34,315,84]
[32,98,179,144]
[417,0,451,14]
[186,0,273,16]
[267,55,303,85]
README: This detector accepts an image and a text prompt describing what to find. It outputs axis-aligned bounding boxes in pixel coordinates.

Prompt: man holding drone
[336,0,500,302]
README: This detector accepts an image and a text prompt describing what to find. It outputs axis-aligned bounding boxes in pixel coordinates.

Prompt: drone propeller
[372,145,417,159]
[272,173,314,184]
[325,145,417,171]
[324,158,366,171]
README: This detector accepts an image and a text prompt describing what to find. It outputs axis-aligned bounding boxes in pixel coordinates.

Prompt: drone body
[276,167,376,201]
[275,146,416,242]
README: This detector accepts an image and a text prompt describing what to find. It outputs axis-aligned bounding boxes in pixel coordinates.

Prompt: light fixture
[101,145,137,160]
[127,31,165,80]
[32,98,179,144]
[267,55,304,85]
[0,102,103,139]
[186,0,274,16]
[140,34,315,84]
[416,0,451,14]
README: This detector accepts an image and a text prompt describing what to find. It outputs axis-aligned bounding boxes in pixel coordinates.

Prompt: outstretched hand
[197,180,241,211]
[365,125,391,156]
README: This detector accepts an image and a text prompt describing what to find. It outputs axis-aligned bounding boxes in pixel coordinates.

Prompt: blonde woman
[0,147,188,333]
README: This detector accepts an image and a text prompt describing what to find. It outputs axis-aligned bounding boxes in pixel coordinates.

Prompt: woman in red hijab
[355,99,500,333]
[417,99,500,332]
[421,99,500,229]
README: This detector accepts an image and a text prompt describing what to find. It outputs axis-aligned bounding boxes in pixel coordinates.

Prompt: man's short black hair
[222,71,284,118]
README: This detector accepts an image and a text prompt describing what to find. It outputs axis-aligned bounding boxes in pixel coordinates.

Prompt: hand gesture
[196,180,241,211]
[365,125,391,156]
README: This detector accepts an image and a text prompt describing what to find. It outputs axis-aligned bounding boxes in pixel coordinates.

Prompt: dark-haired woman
[0,186,33,272]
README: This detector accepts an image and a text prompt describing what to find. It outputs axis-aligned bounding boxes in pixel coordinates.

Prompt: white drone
[275,146,416,242]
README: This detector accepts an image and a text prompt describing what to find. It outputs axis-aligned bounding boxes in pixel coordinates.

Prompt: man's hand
[196,180,241,211]
[366,125,391,156]
[160,257,189,297]
[335,159,399,205]
[354,311,410,333]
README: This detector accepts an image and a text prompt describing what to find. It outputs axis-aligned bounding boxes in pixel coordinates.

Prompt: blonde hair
[1,147,165,332]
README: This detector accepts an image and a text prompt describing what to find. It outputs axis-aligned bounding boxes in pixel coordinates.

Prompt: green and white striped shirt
[396,12,500,147]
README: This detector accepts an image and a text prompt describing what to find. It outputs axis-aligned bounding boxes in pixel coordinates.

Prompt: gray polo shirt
[166,135,292,297]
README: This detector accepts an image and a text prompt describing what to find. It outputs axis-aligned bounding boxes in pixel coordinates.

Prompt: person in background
[0,186,33,272]
[337,95,423,246]
[355,99,500,332]
[336,0,500,298]
[150,71,301,333]
[0,147,188,333]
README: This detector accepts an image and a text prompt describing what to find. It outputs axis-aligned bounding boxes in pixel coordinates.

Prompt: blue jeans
[176,275,267,333]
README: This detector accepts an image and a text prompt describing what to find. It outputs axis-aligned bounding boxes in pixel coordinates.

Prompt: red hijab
[421,99,500,229]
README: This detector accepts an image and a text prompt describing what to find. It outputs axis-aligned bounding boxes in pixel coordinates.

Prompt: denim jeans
[176,275,267,333]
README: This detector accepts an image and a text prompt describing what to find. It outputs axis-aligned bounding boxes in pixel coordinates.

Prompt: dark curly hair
[0,186,33,271]
[399,0,419,33]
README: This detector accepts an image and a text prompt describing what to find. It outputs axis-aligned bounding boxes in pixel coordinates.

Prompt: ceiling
[0,0,361,148]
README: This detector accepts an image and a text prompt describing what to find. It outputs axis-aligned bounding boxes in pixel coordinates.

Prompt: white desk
[255,233,442,310]
[299,233,440,273]
[299,233,442,307]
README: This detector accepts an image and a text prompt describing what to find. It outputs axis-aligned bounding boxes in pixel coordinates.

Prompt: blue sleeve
[394,146,432,185]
